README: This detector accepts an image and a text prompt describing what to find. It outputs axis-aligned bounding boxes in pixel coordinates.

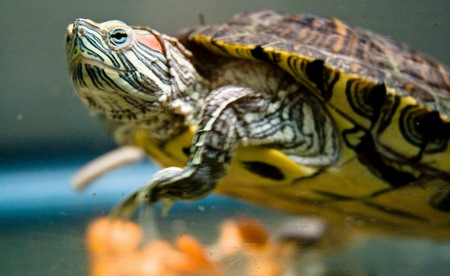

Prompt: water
[1,1,449,275]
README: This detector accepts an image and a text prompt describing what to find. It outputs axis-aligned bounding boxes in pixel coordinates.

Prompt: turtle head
[66,19,196,122]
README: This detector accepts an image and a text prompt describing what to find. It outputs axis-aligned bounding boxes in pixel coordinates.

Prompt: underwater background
[1,0,449,275]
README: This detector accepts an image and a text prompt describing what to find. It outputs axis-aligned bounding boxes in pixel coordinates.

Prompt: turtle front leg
[113,86,256,217]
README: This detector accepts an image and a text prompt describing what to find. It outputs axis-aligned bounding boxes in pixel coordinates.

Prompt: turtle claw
[135,167,185,203]
[110,167,192,219]
[110,190,141,219]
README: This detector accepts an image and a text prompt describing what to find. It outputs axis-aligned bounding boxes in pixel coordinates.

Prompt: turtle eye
[109,28,128,45]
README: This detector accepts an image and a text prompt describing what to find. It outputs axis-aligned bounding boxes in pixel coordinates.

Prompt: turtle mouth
[69,55,126,73]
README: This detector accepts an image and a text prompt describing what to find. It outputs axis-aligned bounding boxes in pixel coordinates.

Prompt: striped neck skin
[65,19,202,138]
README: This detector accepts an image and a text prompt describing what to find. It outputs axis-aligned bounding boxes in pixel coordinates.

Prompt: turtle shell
[187,10,450,174]
[189,10,450,116]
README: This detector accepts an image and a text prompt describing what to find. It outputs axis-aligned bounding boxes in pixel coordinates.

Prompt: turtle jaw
[69,60,168,123]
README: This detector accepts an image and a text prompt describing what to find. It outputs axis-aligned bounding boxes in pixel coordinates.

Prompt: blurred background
[1,0,449,275]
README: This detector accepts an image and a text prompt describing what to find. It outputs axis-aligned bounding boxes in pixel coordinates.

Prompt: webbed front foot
[111,166,217,218]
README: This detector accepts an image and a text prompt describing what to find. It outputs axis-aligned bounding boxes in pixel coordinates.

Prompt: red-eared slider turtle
[65,11,450,239]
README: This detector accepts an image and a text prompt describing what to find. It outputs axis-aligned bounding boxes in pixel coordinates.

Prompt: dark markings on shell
[345,80,386,124]
[324,70,340,101]
[400,107,450,155]
[250,45,272,63]
[305,59,327,98]
[210,38,232,55]
[363,202,428,222]
[242,161,285,181]
[375,94,400,136]
[313,190,356,201]
[315,189,429,221]
[286,55,300,81]
[367,83,387,127]
[341,126,363,150]
[416,111,449,150]
[182,146,190,156]
[353,133,416,187]
[430,188,450,212]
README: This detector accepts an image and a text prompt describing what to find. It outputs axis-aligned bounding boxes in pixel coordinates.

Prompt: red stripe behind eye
[135,33,164,53]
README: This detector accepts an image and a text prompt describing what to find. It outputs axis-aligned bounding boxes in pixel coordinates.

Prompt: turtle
[65,10,450,240]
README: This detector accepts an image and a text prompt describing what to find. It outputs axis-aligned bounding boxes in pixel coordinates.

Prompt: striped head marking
[65,19,174,122]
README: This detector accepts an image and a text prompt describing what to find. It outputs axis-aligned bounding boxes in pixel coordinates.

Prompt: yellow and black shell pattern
[173,10,450,238]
